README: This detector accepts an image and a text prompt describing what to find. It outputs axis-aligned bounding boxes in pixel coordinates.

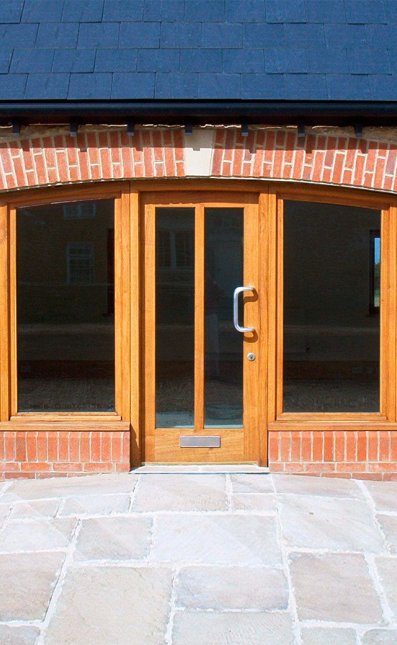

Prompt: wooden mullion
[129,189,141,466]
[0,205,10,421]
[114,190,131,420]
[143,203,156,461]
[9,208,17,417]
[194,204,205,431]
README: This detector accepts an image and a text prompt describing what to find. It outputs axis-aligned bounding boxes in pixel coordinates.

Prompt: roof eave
[0,100,397,128]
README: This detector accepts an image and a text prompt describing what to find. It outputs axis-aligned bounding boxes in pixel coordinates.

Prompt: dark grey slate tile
[53,49,96,73]
[25,73,70,99]
[384,0,397,21]
[241,72,286,99]
[161,22,202,48]
[68,72,112,98]
[95,49,137,72]
[103,0,144,21]
[186,0,225,21]
[143,0,185,21]
[77,22,119,48]
[244,23,285,48]
[366,24,394,48]
[11,49,55,74]
[202,23,243,49]
[120,22,160,48]
[324,23,368,47]
[371,74,397,100]
[111,72,155,98]
[0,51,12,74]
[283,73,328,99]
[223,49,265,74]
[180,48,222,73]
[326,73,373,99]
[21,0,64,22]
[349,47,391,74]
[137,49,180,72]
[306,47,349,73]
[61,0,104,22]
[225,0,266,23]
[0,0,24,23]
[36,22,79,48]
[198,72,241,98]
[0,24,38,47]
[266,0,306,23]
[155,72,198,98]
[305,0,346,22]
[284,23,326,46]
[265,48,308,74]
[345,0,387,24]
[0,74,27,99]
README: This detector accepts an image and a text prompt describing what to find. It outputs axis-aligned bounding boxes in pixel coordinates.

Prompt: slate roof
[0,0,396,102]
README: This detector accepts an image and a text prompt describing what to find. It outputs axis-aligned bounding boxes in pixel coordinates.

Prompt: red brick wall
[212,129,397,192]
[1,126,397,193]
[1,125,397,479]
[0,432,130,479]
[269,431,397,480]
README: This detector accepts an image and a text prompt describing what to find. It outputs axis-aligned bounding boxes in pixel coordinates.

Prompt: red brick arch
[212,129,397,193]
[0,126,397,194]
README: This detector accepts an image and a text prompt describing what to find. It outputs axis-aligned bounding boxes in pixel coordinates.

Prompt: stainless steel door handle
[233,286,255,333]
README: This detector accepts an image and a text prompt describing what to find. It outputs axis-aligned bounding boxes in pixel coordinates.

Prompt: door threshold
[131,464,270,474]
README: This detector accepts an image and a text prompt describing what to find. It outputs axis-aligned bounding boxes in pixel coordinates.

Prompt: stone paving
[0,468,396,644]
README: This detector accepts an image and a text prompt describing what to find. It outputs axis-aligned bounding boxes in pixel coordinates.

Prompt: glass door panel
[204,208,243,427]
[155,208,194,427]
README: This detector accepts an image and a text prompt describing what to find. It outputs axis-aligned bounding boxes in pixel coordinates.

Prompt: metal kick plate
[180,436,221,448]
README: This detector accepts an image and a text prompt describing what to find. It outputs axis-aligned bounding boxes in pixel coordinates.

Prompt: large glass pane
[204,208,243,427]
[156,208,194,427]
[283,201,380,412]
[17,200,115,411]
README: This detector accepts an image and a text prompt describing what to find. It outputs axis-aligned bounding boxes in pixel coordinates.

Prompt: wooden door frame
[141,191,267,464]
[267,185,397,434]
[0,179,396,469]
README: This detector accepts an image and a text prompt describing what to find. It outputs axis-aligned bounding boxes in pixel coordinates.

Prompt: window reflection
[283,201,380,413]
[17,200,115,412]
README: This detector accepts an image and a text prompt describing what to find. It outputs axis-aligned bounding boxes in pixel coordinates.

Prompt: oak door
[143,193,264,463]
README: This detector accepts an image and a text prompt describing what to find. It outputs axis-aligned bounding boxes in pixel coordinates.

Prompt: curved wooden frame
[0,178,395,468]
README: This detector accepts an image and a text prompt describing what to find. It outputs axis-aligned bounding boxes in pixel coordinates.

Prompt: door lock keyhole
[247,352,256,361]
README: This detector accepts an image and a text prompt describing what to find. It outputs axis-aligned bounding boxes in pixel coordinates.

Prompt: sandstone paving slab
[301,627,357,645]
[132,474,226,511]
[172,610,294,645]
[364,481,397,512]
[44,566,173,645]
[0,625,40,645]
[10,499,60,519]
[231,493,276,512]
[273,474,363,498]
[175,565,288,610]
[59,493,130,516]
[0,552,65,620]
[151,514,281,565]
[1,474,137,502]
[230,474,273,493]
[0,503,10,526]
[74,516,152,561]
[362,629,397,644]
[290,552,382,622]
[279,494,384,552]
[0,518,75,552]
[376,515,397,553]
[374,557,397,620]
